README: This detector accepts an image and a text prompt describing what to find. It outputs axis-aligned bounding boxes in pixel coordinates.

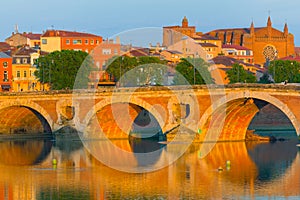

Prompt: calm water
[0,137,299,199]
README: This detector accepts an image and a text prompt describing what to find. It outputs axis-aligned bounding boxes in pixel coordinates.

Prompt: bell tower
[182,16,188,28]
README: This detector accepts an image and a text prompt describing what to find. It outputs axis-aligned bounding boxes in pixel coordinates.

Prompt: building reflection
[0,139,299,199]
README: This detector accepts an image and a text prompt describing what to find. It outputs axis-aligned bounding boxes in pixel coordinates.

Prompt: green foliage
[35,50,93,90]
[106,56,167,86]
[226,63,256,84]
[173,58,214,85]
[268,60,300,83]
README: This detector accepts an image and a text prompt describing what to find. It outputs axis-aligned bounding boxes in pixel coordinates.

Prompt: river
[0,135,299,199]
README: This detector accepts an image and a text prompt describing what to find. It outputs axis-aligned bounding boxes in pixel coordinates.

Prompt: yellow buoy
[52,158,57,165]
[226,160,231,166]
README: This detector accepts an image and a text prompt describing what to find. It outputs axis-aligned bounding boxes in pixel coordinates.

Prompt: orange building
[0,52,13,92]
[40,30,103,53]
[89,39,121,88]
[206,16,295,65]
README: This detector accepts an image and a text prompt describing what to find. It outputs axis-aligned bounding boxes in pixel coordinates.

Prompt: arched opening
[0,106,52,135]
[200,98,298,141]
[87,102,165,153]
[248,99,297,139]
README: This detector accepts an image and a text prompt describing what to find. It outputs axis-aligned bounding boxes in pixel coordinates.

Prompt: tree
[173,58,214,85]
[226,63,256,84]
[268,60,300,83]
[35,50,93,90]
[106,56,167,86]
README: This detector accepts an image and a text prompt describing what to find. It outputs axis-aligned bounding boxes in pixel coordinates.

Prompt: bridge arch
[0,100,54,133]
[199,90,300,141]
[82,96,167,139]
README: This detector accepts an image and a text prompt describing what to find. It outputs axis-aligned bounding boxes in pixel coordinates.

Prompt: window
[73,39,82,45]
[16,71,20,78]
[3,62,8,68]
[102,49,111,55]
[42,39,47,44]
[3,71,8,81]
[114,49,118,55]
[96,40,99,44]
[85,40,88,44]
[91,40,94,44]
[66,39,70,45]
[23,58,27,64]
[24,70,27,78]
[16,58,21,64]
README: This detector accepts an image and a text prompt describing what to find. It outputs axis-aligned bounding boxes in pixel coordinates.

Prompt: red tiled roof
[23,33,41,40]
[295,47,300,55]
[211,56,259,68]
[206,27,264,34]
[127,48,150,57]
[199,43,218,48]
[277,55,300,62]
[222,44,251,51]
[41,30,101,38]
[13,46,48,56]
[0,42,12,52]
[163,50,182,54]
[197,34,220,40]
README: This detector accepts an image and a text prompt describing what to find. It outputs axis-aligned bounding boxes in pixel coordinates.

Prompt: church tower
[250,21,255,36]
[267,16,272,37]
[284,22,288,37]
[182,16,188,28]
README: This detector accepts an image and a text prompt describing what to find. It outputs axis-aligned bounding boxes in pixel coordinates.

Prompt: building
[206,16,295,65]
[222,44,254,64]
[0,52,13,92]
[160,50,183,64]
[89,39,121,88]
[12,46,47,92]
[40,30,103,53]
[210,56,263,85]
[163,17,222,59]
[163,16,198,47]
[5,32,41,48]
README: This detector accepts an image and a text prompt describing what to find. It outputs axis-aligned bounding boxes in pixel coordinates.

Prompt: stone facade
[207,17,295,65]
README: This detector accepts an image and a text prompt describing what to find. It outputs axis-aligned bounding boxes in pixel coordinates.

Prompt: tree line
[34,50,300,90]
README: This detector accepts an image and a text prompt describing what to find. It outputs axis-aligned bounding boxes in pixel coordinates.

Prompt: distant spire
[284,22,288,36]
[250,20,255,35]
[267,16,272,27]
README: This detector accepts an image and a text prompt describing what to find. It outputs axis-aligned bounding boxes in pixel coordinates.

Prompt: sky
[1,0,300,45]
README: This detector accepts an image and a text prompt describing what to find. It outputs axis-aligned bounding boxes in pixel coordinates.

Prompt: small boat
[296,144,300,147]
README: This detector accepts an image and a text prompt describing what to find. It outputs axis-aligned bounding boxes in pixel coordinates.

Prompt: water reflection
[0,140,52,166]
[247,140,298,182]
[0,138,299,199]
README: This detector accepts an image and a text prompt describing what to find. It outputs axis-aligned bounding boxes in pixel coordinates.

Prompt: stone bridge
[0,84,300,142]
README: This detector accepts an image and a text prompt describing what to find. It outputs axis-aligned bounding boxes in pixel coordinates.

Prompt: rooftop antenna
[15,24,19,33]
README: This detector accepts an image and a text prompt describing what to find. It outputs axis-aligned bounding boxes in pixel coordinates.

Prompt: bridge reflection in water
[0,137,299,199]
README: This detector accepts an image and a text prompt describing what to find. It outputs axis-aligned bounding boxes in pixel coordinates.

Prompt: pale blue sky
[1,0,300,45]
